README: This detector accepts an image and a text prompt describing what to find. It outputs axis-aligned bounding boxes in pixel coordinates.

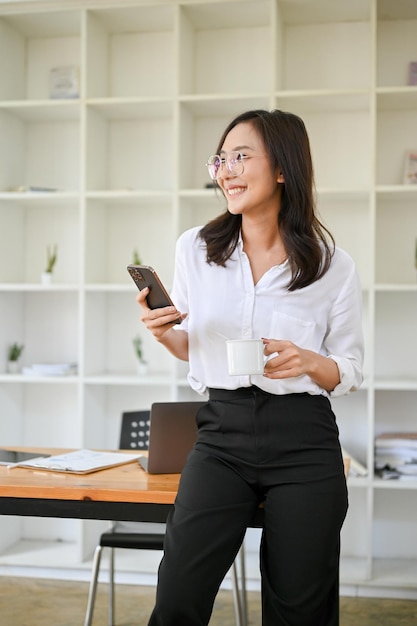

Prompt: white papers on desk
[11,449,143,474]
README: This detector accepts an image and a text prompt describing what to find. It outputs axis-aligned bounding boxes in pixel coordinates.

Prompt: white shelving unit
[0,0,416,598]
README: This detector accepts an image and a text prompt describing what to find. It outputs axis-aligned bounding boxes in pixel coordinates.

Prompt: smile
[227,187,246,196]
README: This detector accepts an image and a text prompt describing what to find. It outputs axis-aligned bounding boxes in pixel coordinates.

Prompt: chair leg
[238,544,248,626]
[109,547,115,626]
[231,558,243,626]
[84,545,103,626]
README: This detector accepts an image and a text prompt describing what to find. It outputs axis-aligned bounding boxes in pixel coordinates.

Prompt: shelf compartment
[85,104,174,192]
[0,9,81,101]
[376,107,417,186]
[375,389,417,437]
[83,292,173,378]
[178,1,271,96]
[0,107,80,193]
[84,199,174,284]
[282,16,371,91]
[0,291,79,379]
[0,382,80,448]
[317,194,372,289]
[334,390,370,474]
[372,490,417,570]
[374,292,417,381]
[273,102,371,190]
[377,2,417,88]
[375,195,417,284]
[0,198,80,284]
[86,5,175,99]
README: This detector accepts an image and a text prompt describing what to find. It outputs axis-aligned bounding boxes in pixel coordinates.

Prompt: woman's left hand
[262,338,340,392]
[262,338,307,379]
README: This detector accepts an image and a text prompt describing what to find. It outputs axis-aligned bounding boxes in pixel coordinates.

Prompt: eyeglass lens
[207,151,244,180]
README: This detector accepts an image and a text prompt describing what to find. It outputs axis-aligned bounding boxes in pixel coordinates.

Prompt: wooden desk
[0,447,346,528]
[0,447,179,523]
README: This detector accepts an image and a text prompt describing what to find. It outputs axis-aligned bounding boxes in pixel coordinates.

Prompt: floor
[0,577,417,626]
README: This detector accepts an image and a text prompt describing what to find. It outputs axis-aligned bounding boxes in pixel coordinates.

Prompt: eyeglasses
[206,151,252,181]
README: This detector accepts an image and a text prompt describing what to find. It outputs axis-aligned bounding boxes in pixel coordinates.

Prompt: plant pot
[136,361,149,376]
[7,361,19,374]
[41,272,53,285]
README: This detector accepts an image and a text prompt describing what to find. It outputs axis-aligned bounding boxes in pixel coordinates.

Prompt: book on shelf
[22,363,78,377]
[49,65,79,99]
[341,447,367,477]
[7,185,58,193]
[408,61,417,86]
[403,150,417,185]
[374,432,417,480]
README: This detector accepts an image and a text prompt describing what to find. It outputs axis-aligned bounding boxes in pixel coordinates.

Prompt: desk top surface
[0,447,180,505]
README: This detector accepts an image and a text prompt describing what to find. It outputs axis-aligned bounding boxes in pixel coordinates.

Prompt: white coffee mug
[226,339,265,376]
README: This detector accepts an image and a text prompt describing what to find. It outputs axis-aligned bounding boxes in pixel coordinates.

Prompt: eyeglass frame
[205,151,255,181]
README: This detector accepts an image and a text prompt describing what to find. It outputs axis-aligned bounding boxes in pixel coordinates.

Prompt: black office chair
[84,410,248,626]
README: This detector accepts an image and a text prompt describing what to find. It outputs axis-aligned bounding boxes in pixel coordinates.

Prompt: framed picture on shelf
[403,151,417,185]
[408,61,417,86]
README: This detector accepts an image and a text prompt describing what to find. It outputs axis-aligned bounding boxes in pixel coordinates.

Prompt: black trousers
[148,387,348,626]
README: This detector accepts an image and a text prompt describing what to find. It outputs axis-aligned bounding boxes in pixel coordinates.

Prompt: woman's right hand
[136,287,185,340]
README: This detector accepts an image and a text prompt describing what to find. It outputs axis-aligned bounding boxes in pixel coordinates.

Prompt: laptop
[139,401,205,474]
[0,449,50,466]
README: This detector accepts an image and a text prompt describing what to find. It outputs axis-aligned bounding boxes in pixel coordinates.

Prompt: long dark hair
[199,109,334,291]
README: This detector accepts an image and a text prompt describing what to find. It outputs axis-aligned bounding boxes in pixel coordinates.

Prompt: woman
[137,109,363,626]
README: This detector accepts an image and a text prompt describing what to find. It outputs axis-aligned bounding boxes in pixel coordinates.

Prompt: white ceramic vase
[41,272,53,285]
[7,361,19,374]
[136,361,149,376]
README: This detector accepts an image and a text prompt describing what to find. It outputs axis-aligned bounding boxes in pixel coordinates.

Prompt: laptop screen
[139,401,205,474]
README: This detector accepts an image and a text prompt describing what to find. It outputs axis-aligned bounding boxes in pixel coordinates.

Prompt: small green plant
[132,335,146,363]
[45,244,58,273]
[132,249,142,265]
[8,342,24,362]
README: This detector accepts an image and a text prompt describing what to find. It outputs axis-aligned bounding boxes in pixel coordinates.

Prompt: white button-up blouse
[170,226,364,398]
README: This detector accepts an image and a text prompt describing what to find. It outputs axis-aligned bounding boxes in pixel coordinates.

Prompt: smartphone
[127,264,181,324]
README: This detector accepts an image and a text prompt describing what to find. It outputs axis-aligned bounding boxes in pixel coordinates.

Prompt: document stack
[375,432,417,480]
[22,362,77,377]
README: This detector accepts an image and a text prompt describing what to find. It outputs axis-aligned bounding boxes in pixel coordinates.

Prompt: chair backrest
[119,410,150,451]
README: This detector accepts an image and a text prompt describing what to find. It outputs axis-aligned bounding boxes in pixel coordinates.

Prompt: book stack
[22,363,77,377]
[375,432,417,480]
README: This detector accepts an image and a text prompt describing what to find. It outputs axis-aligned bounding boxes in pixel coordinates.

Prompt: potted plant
[42,244,58,284]
[132,249,142,265]
[132,335,148,375]
[7,342,24,374]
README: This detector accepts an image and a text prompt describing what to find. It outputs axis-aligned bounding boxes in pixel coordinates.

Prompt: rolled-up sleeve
[325,262,364,397]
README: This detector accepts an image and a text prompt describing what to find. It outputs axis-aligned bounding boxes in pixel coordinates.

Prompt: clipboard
[7,449,143,474]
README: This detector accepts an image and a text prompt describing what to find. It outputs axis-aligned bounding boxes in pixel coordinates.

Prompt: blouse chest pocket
[269,311,319,351]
